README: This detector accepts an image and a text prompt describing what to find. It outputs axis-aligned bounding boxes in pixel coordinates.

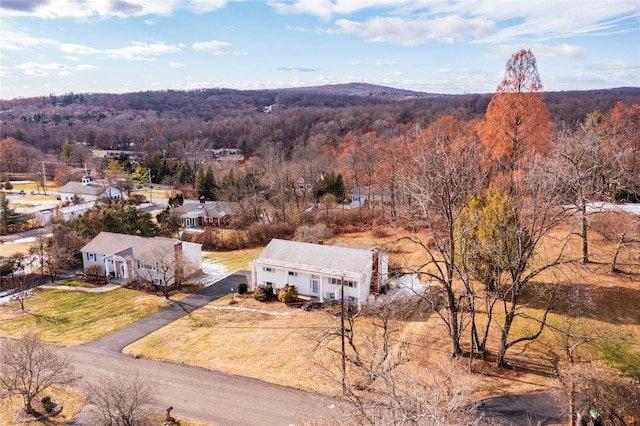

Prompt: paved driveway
[84,271,249,352]
[479,392,563,425]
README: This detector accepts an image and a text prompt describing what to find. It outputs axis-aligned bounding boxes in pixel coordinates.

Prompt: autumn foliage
[478,49,552,191]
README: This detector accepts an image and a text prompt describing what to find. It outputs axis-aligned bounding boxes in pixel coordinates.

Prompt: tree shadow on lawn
[520,281,640,326]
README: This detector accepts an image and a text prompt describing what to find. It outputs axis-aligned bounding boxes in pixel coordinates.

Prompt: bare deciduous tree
[0,332,79,415]
[590,210,640,273]
[550,126,611,263]
[313,300,480,425]
[555,361,640,426]
[87,371,154,426]
[397,116,487,358]
[140,243,195,299]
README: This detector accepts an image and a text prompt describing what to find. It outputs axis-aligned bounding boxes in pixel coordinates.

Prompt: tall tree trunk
[580,201,589,263]
[496,309,515,368]
[611,231,626,273]
[446,287,462,357]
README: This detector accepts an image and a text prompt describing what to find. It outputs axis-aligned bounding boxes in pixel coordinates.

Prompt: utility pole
[148,168,152,203]
[41,162,47,195]
[341,275,346,394]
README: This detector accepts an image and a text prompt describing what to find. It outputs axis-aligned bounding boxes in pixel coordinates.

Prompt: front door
[311,278,319,295]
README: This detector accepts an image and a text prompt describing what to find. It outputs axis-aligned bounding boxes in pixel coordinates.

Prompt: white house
[58,174,126,204]
[249,239,388,308]
[35,202,95,226]
[80,231,202,286]
[350,185,390,209]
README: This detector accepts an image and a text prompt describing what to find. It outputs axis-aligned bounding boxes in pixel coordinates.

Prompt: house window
[288,271,297,277]
[326,292,335,300]
[86,253,95,261]
[329,277,356,288]
[263,267,274,273]
[154,278,163,285]
[138,260,156,270]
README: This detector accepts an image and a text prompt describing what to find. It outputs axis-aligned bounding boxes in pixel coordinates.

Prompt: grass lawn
[125,294,335,392]
[0,241,33,256]
[203,247,261,271]
[0,288,172,345]
[7,181,59,193]
[0,386,84,426]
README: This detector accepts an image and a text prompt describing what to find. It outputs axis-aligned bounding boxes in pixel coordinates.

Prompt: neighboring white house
[35,202,95,226]
[249,239,389,308]
[349,185,390,208]
[174,200,236,228]
[58,174,126,204]
[80,231,202,286]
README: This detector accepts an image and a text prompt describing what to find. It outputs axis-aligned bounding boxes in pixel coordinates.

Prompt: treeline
[1,84,638,159]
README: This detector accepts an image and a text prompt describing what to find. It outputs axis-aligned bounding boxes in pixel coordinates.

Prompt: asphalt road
[65,346,333,425]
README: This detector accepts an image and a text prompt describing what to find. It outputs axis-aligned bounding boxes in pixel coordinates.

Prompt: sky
[1,0,639,100]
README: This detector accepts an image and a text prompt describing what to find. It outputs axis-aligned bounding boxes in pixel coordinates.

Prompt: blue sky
[1,0,639,100]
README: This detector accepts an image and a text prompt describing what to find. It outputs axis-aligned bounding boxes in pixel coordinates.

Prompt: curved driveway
[84,272,248,352]
[68,271,335,425]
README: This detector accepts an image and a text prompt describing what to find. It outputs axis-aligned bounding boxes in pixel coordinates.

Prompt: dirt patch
[13,399,63,423]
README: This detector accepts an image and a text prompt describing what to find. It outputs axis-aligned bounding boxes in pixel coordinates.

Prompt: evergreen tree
[0,194,23,233]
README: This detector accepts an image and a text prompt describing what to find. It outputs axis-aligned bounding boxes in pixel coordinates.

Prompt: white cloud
[170,62,186,68]
[376,59,397,67]
[106,41,181,60]
[60,41,181,60]
[587,61,640,71]
[0,0,229,18]
[75,64,96,70]
[58,70,73,76]
[268,0,415,19]
[192,40,245,55]
[0,29,58,50]
[192,40,232,53]
[65,56,79,61]
[286,25,309,32]
[15,62,68,76]
[334,15,496,46]
[60,43,101,55]
[487,43,589,61]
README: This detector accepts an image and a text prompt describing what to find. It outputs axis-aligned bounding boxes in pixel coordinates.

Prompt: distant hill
[278,82,429,98]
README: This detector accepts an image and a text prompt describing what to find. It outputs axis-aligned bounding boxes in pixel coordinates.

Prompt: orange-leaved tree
[603,102,640,201]
[478,49,551,195]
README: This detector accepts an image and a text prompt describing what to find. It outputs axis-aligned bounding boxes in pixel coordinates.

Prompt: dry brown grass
[125,294,335,392]
[0,386,85,426]
[0,241,34,256]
